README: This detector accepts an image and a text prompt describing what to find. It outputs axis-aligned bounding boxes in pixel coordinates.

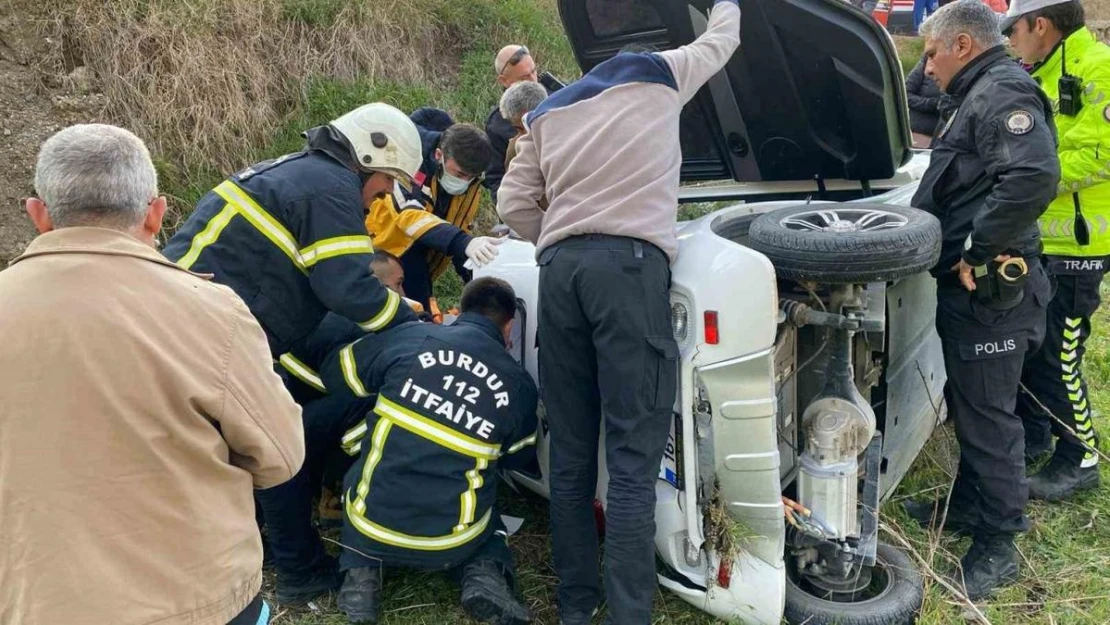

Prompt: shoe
[903,499,977,536]
[337,567,382,624]
[460,560,531,625]
[1029,453,1100,502]
[957,535,1019,601]
[275,556,342,605]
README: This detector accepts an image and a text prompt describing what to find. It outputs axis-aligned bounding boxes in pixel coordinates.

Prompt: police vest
[1032,27,1110,257]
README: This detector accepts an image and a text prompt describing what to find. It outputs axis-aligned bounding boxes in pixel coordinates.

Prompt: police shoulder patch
[1005,110,1034,135]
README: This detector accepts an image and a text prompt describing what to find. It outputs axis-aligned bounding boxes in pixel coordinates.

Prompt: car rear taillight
[704,311,719,345]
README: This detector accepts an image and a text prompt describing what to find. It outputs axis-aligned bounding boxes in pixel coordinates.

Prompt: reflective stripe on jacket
[320,314,538,569]
[1032,27,1110,257]
[162,151,416,355]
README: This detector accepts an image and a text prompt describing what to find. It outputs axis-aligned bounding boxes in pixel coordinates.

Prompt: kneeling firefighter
[258,256,435,604]
[365,108,503,308]
[320,277,538,625]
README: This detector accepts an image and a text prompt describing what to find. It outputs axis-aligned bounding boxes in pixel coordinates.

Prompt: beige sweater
[0,228,304,625]
[497,0,741,262]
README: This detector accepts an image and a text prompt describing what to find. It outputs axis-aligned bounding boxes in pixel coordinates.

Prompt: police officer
[162,102,420,356]
[1004,0,1110,499]
[903,0,1060,601]
[365,108,502,308]
[319,277,538,625]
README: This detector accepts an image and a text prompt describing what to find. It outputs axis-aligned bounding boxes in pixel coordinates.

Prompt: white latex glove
[465,236,504,268]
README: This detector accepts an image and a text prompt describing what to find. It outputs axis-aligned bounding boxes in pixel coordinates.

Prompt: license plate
[658,411,683,489]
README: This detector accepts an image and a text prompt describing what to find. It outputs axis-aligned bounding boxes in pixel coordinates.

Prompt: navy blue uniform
[258,313,373,584]
[912,47,1060,537]
[320,313,538,572]
[162,143,416,356]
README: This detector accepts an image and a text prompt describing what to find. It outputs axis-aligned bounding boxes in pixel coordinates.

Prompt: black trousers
[537,234,679,625]
[934,265,1049,537]
[1018,257,1107,467]
[256,393,373,579]
[227,594,268,625]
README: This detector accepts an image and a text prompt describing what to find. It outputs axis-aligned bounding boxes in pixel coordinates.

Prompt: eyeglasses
[498,46,531,76]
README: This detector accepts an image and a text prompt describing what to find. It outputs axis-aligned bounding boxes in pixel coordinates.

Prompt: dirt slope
[0,3,102,265]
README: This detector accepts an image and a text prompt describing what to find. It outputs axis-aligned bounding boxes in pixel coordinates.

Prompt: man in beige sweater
[0,124,305,625]
[496,2,741,623]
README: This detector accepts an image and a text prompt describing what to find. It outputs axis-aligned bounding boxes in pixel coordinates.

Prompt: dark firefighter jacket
[276,313,365,404]
[911,46,1061,278]
[364,108,484,305]
[162,127,417,355]
[319,313,538,569]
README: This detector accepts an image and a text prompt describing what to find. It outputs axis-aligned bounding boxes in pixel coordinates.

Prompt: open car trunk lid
[557,0,913,184]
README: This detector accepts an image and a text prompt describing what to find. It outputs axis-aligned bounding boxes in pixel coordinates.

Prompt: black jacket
[483,106,517,205]
[911,47,1060,277]
[162,132,417,355]
[321,313,539,569]
[906,55,943,136]
[276,313,365,404]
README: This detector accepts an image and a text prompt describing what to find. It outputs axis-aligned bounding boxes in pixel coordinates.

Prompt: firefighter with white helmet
[162,102,424,604]
[164,102,422,357]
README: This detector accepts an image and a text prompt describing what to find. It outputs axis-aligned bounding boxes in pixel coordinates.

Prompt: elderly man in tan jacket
[0,124,305,625]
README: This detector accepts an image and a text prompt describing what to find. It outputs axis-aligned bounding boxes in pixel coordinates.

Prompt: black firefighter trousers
[935,265,1050,537]
[537,234,679,625]
[1018,257,1107,468]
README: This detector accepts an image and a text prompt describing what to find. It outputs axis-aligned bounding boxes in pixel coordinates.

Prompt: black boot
[958,535,1019,601]
[460,560,531,625]
[903,498,978,536]
[274,556,342,605]
[1029,452,1100,502]
[337,567,382,624]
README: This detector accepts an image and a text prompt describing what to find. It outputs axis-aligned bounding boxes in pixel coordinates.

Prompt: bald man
[484,45,542,205]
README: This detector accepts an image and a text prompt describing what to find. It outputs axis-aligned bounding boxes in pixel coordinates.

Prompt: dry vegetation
[23,0,577,232]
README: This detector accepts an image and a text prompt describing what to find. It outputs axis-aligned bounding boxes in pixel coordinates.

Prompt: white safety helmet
[330,102,423,190]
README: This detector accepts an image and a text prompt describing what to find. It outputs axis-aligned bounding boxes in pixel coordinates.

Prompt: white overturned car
[479,1,945,623]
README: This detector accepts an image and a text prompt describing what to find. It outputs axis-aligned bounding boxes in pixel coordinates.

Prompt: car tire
[747,203,942,284]
[783,542,924,625]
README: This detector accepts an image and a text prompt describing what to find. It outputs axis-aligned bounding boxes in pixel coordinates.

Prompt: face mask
[439,160,472,196]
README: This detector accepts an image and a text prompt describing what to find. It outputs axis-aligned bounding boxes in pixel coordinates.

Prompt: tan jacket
[0,228,305,625]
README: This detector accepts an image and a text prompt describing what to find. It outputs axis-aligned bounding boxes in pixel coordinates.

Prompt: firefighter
[319,277,538,625]
[364,108,502,308]
[257,253,432,603]
[1004,0,1110,500]
[161,102,420,356]
[903,0,1060,600]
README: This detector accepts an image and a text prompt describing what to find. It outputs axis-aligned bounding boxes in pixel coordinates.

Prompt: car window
[586,0,665,38]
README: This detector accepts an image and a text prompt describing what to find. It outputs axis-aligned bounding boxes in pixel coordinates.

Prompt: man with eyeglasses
[484,45,542,205]
[364,107,501,309]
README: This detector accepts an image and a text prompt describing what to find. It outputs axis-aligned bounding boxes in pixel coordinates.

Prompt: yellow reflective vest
[1031,27,1110,257]
[365,176,483,281]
